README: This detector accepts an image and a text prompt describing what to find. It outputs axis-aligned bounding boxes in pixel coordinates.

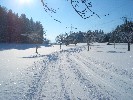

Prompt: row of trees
[55,29,108,45]
[0,5,44,44]
[55,20,133,46]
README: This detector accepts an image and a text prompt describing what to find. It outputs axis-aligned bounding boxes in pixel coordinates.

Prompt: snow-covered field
[0,43,133,100]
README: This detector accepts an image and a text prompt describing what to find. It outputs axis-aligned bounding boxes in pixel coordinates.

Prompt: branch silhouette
[41,0,61,23]
[69,0,100,19]
[40,0,100,22]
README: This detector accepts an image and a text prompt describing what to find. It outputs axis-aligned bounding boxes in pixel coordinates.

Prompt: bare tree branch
[41,0,100,22]
[41,0,61,23]
[69,0,101,19]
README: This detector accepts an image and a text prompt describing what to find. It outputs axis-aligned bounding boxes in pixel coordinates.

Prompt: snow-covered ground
[0,43,133,100]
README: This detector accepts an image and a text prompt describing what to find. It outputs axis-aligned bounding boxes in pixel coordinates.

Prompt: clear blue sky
[0,0,133,42]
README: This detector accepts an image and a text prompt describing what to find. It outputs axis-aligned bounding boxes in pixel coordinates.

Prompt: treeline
[0,5,44,44]
[55,29,109,45]
[55,20,133,45]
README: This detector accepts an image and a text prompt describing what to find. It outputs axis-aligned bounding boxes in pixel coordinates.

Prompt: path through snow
[0,44,133,100]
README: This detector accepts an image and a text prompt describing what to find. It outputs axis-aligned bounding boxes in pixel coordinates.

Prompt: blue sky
[0,0,133,42]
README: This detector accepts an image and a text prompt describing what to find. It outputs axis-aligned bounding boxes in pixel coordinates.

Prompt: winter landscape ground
[0,43,133,100]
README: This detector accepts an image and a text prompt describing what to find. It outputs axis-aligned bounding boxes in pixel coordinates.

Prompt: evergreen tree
[0,6,8,42]
[0,5,45,44]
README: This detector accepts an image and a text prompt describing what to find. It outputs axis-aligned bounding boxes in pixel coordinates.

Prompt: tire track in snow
[24,52,72,100]
[13,45,132,100]
[58,53,92,100]
[24,56,50,100]
[58,65,71,100]
[74,53,133,95]
[77,52,133,96]
[65,55,115,100]
[81,52,133,80]
[38,54,71,100]
[24,46,117,100]
[23,52,62,100]
[69,52,133,100]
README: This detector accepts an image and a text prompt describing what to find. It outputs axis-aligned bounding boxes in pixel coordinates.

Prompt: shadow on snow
[0,43,52,51]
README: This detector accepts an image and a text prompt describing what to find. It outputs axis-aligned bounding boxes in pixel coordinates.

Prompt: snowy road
[0,44,133,100]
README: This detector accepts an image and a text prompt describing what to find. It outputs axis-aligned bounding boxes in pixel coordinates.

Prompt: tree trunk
[88,45,89,51]
[114,41,115,48]
[36,45,38,54]
[87,41,89,51]
[60,43,61,49]
[128,42,130,51]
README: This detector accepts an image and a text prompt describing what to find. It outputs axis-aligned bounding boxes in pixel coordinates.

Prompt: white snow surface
[0,43,133,100]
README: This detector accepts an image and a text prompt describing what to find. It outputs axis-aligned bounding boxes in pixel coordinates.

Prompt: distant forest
[0,5,44,44]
